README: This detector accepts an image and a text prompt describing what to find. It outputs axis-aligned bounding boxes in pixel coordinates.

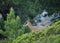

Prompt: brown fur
[24,20,49,31]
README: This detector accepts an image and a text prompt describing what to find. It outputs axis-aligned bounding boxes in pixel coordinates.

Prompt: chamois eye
[25,21,27,24]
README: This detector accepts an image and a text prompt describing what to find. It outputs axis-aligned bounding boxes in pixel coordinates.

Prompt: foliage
[12,20,60,43]
[0,0,60,21]
[0,18,5,31]
[0,8,31,43]
[4,8,23,43]
[0,0,60,43]
[0,8,26,43]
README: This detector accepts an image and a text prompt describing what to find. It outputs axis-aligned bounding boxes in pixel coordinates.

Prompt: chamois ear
[25,18,30,23]
[25,20,29,24]
[26,19,28,21]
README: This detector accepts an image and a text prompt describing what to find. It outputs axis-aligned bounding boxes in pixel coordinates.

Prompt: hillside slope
[12,20,60,43]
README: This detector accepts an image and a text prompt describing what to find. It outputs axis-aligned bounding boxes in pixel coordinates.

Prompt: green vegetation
[0,8,26,43]
[0,0,60,21]
[0,0,60,43]
[12,20,60,43]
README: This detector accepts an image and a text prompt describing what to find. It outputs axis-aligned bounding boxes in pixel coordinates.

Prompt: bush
[12,20,60,43]
[0,7,31,43]
[0,8,26,43]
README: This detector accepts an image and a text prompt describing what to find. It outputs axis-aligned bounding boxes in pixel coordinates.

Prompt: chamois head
[24,20,31,26]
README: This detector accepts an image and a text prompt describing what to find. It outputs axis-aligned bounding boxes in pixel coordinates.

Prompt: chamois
[24,20,49,31]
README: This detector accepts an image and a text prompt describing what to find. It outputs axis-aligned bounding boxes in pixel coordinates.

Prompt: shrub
[12,20,60,43]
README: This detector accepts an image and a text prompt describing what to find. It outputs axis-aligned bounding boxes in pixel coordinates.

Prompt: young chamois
[24,20,49,31]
